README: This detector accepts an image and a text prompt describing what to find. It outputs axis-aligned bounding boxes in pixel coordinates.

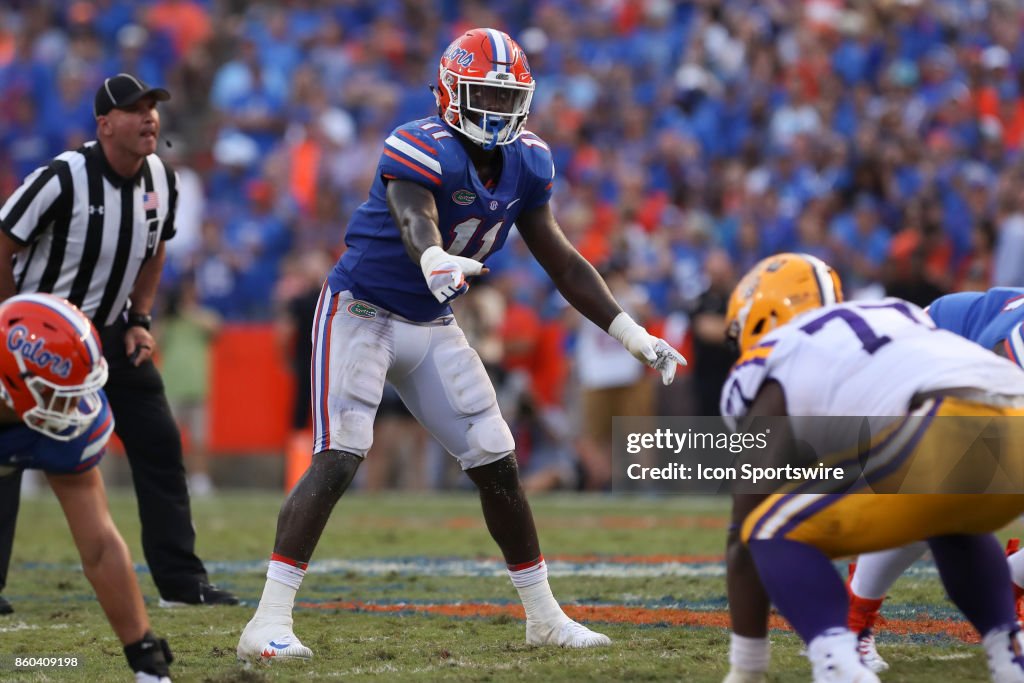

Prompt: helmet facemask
[18,353,108,441]
[441,70,534,149]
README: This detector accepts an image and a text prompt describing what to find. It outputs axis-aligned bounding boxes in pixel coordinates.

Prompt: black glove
[124,631,173,678]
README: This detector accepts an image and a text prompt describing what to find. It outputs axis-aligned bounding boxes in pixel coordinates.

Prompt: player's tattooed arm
[388,179,487,304]
[388,179,443,262]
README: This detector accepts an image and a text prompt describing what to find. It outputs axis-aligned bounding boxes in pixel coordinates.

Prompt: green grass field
[1,491,1014,681]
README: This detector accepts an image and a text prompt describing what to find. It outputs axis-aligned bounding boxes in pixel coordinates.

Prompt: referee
[0,73,237,610]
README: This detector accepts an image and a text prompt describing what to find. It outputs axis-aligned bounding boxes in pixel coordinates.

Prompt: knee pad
[332,409,375,456]
[466,414,515,463]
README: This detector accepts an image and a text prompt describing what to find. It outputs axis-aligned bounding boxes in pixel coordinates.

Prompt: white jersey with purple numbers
[720,298,1024,428]
[328,116,554,322]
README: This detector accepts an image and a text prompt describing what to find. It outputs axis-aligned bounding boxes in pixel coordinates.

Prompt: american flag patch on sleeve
[142,192,159,211]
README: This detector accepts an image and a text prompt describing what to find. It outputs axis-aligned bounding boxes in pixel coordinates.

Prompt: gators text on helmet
[0,293,108,440]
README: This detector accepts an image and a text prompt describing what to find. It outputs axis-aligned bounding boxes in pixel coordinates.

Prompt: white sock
[729,633,770,672]
[508,557,566,624]
[1009,550,1024,590]
[851,543,927,599]
[254,555,306,622]
[267,555,307,590]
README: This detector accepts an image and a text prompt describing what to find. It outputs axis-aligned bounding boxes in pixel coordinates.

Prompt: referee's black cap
[94,73,170,117]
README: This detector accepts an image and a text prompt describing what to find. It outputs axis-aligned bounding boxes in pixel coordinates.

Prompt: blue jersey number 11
[449,218,503,260]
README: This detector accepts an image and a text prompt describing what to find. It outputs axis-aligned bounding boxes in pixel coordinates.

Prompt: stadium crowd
[2,0,1024,489]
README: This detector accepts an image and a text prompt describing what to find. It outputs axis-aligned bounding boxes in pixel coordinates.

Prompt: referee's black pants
[0,319,209,600]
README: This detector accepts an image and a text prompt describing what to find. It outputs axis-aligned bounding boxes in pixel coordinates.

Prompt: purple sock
[929,534,1017,636]
[747,538,848,643]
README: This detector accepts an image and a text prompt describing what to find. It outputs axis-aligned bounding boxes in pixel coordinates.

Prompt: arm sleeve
[379,128,444,190]
[0,164,66,246]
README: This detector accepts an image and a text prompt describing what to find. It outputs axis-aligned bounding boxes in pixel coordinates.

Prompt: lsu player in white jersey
[720,254,1024,683]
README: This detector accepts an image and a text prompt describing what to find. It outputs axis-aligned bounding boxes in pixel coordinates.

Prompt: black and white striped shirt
[0,141,177,327]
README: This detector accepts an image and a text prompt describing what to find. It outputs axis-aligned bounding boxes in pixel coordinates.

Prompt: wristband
[126,312,152,331]
[419,245,449,274]
[608,312,644,344]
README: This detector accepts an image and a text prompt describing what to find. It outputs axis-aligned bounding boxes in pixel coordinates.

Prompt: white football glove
[420,245,485,304]
[608,312,688,386]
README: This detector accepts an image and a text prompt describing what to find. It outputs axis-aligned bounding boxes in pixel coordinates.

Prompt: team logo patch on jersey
[347,302,378,319]
[489,200,499,211]
[452,189,476,205]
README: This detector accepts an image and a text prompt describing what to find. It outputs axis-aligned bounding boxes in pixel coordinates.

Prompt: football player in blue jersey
[237,27,687,661]
[0,294,173,682]
[847,287,1024,674]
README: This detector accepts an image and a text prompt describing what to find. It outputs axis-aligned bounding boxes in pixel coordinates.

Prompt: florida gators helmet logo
[7,325,73,378]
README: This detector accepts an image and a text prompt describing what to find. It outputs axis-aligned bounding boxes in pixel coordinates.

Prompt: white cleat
[985,627,1024,683]
[808,629,881,683]
[722,668,768,683]
[857,631,890,673]
[526,618,612,648]
[237,617,313,662]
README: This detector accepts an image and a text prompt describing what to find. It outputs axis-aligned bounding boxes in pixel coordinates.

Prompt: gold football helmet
[726,253,844,354]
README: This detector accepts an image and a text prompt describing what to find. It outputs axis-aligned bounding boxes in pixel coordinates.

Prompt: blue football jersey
[329,116,555,322]
[0,391,114,474]
[928,287,1024,357]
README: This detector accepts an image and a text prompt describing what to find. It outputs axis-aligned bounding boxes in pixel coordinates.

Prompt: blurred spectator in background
[274,248,332,491]
[689,249,738,418]
[160,135,205,285]
[158,277,222,496]
[275,249,333,435]
[830,193,891,298]
[884,193,952,306]
[223,179,290,319]
[572,259,654,491]
[994,186,1024,288]
[193,218,241,318]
